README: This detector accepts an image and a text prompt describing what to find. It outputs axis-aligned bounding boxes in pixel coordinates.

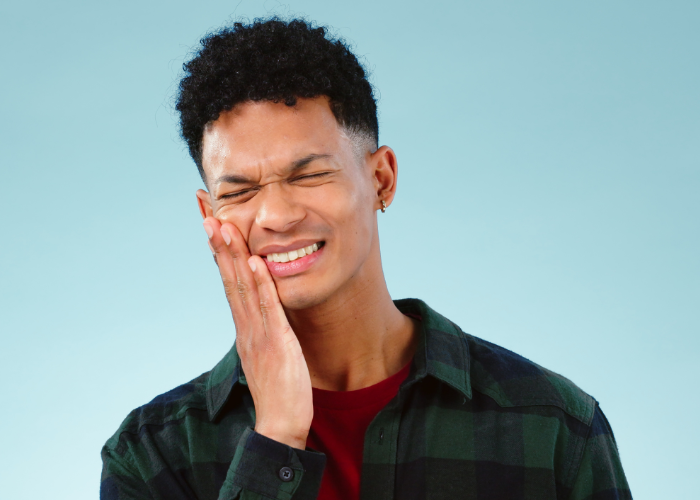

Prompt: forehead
[201,97,346,181]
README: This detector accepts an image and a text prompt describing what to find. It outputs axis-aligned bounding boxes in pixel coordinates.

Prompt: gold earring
[381,200,387,213]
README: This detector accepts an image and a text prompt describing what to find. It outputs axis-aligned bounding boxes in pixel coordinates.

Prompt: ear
[369,145,398,211]
[196,189,213,219]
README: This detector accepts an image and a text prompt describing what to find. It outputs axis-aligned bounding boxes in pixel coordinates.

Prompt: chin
[274,256,362,311]
[278,289,328,311]
[276,277,335,311]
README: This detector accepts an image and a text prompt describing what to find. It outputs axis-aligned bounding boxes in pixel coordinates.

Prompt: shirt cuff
[218,427,326,500]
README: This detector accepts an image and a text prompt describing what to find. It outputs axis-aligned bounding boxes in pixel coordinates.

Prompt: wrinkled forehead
[201,97,349,183]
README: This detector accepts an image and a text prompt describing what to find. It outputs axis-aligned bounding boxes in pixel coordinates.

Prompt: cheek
[213,204,255,239]
[318,183,375,247]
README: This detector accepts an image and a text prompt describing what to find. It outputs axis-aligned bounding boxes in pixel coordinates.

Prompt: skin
[197,96,417,449]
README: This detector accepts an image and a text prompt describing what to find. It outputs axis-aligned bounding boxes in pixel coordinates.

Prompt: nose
[254,183,305,232]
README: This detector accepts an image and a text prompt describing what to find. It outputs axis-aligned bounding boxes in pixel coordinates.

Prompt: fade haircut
[176,18,379,182]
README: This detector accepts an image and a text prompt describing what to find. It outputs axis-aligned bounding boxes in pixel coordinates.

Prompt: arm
[205,217,324,499]
[101,218,323,500]
[219,428,326,500]
[100,429,324,500]
[568,404,632,500]
[100,446,153,500]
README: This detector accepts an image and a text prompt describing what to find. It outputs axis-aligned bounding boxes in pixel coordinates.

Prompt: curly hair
[176,18,379,181]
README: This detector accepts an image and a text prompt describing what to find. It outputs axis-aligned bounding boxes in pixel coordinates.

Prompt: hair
[176,17,379,181]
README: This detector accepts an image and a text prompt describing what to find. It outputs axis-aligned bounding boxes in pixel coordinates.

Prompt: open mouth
[265,241,325,263]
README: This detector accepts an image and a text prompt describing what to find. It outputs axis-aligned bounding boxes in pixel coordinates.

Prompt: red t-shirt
[306,362,411,500]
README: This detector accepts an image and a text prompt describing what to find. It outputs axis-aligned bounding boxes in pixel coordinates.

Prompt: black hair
[176,17,378,181]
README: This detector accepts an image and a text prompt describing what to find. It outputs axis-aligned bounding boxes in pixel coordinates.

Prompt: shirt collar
[206,298,472,420]
[394,298,472,400]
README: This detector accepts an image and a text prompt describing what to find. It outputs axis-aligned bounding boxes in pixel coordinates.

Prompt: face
[197,97,396,310]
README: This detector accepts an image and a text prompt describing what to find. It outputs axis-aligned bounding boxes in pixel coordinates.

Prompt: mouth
[263,242,326,277]
[264,242,324,263]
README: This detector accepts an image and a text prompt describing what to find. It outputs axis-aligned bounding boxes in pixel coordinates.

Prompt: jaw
[275,228,382,313]
[274,265,343,311]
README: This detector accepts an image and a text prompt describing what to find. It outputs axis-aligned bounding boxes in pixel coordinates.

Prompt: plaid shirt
[101,298,631,500]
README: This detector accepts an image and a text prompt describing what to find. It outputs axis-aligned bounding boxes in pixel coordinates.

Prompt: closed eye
[291,172,332,182]
[219,172,332,201]
[220,187,259,200]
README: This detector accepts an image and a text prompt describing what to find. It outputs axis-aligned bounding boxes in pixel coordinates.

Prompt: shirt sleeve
[568,403,632,500]
[101,427,325,500]
[218,428,326,500]
[100,445,153,500]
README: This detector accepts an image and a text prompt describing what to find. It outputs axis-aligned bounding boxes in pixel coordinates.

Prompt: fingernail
[203,222,213,239]
[248,257,257,273]
[222,227,231,246]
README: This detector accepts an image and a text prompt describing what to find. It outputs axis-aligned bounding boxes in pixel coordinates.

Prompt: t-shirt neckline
[311,361,412,411]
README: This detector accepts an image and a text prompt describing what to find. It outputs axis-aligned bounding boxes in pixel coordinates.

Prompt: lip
[265,244,325,277]
[257,239,322,256]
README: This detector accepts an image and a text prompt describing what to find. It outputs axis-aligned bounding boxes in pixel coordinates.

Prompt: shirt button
[279,466,294,482]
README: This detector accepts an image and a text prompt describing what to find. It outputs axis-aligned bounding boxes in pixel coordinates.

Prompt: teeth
[266,243,322,263]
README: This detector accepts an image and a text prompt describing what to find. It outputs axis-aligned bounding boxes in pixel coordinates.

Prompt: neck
[285,253,417,392]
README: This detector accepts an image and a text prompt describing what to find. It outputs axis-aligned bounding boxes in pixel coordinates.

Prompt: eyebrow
[214,153,333,186]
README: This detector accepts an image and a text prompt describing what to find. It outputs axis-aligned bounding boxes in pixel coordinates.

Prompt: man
[101,18,631,500]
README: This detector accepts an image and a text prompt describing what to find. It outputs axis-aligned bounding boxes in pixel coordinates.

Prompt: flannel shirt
[100,298,631,499]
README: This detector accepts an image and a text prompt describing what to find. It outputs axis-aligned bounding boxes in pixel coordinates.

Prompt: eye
[220,187,259,201]
[292,172,331,182]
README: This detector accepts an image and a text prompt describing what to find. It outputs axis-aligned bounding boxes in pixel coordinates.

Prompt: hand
[203,217,313,449]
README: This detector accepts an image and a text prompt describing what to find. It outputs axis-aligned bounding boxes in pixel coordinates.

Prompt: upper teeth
[267,243,320,263]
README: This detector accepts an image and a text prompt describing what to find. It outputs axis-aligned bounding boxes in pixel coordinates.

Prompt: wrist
[255,424,308,449]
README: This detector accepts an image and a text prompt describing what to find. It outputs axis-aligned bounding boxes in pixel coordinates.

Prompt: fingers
[223,222,264,327]
[203,218,237,296]
[247,255,293,339]
[203,218,258,329]
[203,217,291,346]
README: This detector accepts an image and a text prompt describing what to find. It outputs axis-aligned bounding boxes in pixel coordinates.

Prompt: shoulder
[103,370,211,451]
[465,333,596,425]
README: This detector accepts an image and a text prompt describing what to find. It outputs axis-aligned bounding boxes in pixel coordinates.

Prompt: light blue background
[1,1,698,498]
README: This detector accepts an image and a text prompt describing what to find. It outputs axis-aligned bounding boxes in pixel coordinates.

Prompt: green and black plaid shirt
[101,298,631,499]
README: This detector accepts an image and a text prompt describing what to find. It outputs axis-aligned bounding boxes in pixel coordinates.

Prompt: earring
[381,200,387,213]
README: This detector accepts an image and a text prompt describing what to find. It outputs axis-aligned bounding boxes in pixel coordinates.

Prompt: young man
[101,19,631,500]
